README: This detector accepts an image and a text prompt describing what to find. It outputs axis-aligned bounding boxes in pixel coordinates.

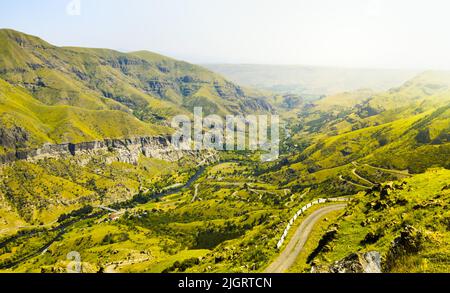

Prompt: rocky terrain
[0,136,185,165]
[312,251,382,273]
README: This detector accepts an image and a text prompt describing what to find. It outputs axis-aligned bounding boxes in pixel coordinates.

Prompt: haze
[1,0,449,69]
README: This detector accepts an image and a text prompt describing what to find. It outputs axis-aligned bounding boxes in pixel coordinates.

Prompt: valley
[0,30,449,274]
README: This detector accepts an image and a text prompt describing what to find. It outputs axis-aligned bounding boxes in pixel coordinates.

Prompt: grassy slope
[301,105,449,172]
[286,71,450,175]
[288,209,343,272]
[1,153,449,273]
[0,78,169,154]
[309,168,450,272]
[1,30,449,274]
[0,29,271,122]
[0,155,184,233]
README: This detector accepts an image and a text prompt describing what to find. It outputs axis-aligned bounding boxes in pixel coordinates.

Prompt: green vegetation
[288,209,342,273]
[0,30,449,273]
[0,160,294,272]
[307,168,450,273]
[0,155,189,234]
[0,77,168,155]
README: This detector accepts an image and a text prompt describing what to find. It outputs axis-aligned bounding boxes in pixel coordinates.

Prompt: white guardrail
[276,197,351,249]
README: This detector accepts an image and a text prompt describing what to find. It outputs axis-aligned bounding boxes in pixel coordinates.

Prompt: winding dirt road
[351,168,375,186]
[362,163,411,177]
[339,175,371,189]
[265,204,347,273]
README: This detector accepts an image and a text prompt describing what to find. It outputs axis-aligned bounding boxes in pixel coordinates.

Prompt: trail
[266,160,411,273]
[351,168,375,186]
[362,163,412,177]
[338,175,371,189]
[285,189,309,207]
[265,204,346,273]
[191,184,200,202]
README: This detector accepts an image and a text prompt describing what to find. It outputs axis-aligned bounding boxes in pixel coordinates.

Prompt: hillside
[0,30,274,235]
[282,71,450,172]
[0,29,272,154]
[0,77,169,156]
[307,168,450,273]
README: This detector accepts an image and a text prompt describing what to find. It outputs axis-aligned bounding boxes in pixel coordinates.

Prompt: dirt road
[265,204,347,273]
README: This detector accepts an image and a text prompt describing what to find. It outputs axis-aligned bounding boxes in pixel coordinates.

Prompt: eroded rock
[312,251,382,273]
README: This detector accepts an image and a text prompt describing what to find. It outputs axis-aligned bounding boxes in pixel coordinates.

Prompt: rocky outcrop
[384,225,424,271]
[0,126,29,150]
[312,251,382,273]
[0,136,189,165]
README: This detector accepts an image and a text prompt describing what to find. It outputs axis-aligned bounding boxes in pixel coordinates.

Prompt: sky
[1,0,450,69]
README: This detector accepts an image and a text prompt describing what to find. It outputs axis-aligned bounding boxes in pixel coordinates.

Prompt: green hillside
[284,71,450,175]
[0,77,169,155]
[0,29,271,121]
[298,104,449,172]
[306,168,450,273]
[0,29,273,154]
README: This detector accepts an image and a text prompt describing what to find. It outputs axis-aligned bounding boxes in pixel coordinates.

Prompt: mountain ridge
[0,29,272,116]
[0,29,272,155]
[204,63,421,96]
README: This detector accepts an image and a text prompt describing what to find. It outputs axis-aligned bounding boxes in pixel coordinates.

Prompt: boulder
[312,251,382,273]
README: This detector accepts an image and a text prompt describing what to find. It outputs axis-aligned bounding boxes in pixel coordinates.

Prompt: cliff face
[0,136,187,165]
[0,135,219,230]
[0,126,30,151]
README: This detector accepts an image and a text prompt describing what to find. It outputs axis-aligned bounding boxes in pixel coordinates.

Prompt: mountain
[1,30,449,274]
[0,29,273,235]
[0,29,272,154]
[0,77,169,156]
[291,71,450,137]
[203,64,420,96]
[265,71,449,198]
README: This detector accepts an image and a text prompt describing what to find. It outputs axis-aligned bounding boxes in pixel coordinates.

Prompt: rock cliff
[0,136,190,165]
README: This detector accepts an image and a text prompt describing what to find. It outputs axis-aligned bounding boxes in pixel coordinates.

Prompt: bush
[58,205,93,223]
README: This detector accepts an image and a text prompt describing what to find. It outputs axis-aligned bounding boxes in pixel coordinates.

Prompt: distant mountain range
[203,64,421,96]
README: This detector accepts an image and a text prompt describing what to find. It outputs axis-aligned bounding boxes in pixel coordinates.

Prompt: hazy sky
[1,0,449,69]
